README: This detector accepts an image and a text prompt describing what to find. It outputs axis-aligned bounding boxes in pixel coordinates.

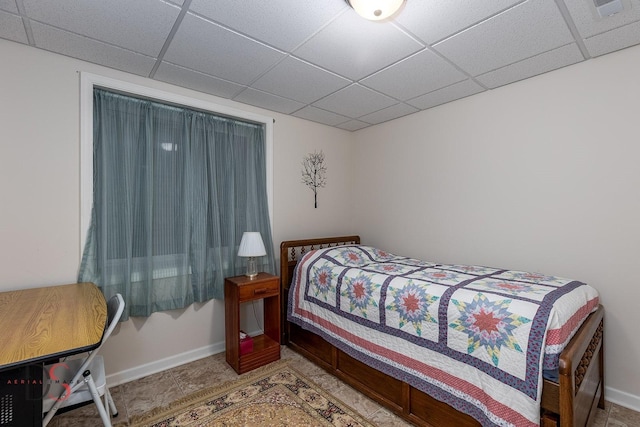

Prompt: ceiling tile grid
[162,12,286,85]
[291,12,425,81]
[583,18,640,55]
[360,49,468,101]
[338,119,371,131]
[21,0,181,57]
[233,87,306,115]
[476,43,585,88]
[394,0,525,45]
[188,0,348,52]
[358,102,420,125]
[432,0,577,77]
[0,9,28,44]
[0,0,16,13]
[293,105,351,127]
[30,22,158,76]
[154,62,246,99]
[564,0,640,37]
[250,56,351,104]
[407,79,486,110]
[3,0,640,130]
[313,84,398,118]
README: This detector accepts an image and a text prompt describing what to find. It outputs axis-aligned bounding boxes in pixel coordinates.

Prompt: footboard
[542,305,604,427]
[280,236,605,427]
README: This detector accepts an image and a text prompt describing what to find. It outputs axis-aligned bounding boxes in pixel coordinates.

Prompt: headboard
[279,235,360,342]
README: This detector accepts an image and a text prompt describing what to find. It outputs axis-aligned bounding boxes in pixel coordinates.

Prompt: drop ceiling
[2,0,640,131]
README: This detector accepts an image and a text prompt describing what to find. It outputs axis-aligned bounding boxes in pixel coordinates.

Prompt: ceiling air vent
[593,0,625,18]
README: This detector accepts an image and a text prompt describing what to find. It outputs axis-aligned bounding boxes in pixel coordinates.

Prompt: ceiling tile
[434,0,574,76]
[407,79,485,110]
[0,0,18,14]
[337,119,370,132]
[476,43,584,88]
[189,0,347,51]
[233,88,305,114]
[313,84,397,118]
[0,10,27,44]
[155,62,246,99]
[584,20,640,57]
[395,0,522,44]
[163,13,286,85]
[30,22,156,76]
[361,49,467,100]
[293,12,424,80]
[293,106,351,127]
[563,0,640,38]
[251,56,350,104]
[22,0,180,57]
[358,103,419,125]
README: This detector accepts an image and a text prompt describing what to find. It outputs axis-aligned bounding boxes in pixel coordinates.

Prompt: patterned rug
[117,361,374,427]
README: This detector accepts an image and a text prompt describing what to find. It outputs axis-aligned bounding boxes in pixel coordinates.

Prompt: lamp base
[245,257,258,279]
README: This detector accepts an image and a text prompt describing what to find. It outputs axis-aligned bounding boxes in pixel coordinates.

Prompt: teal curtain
[79,89,276,319]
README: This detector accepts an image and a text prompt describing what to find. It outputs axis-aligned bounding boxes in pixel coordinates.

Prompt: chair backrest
[101,293,125,348]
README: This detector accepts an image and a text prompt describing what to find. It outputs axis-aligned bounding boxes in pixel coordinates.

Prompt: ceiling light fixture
[346,0,406,21]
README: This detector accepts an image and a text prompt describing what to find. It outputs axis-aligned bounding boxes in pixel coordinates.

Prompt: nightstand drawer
[238,279,279,301]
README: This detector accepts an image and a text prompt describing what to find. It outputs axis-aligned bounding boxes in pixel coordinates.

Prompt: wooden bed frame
[280,236,605,427]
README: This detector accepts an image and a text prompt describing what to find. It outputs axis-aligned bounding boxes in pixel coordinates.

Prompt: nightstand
[224,273,280,374]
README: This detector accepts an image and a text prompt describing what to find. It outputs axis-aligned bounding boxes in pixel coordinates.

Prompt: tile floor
[50,347,640,426]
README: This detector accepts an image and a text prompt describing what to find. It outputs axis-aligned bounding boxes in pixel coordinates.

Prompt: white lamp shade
[237,232,267,257]
[347,0,405,21]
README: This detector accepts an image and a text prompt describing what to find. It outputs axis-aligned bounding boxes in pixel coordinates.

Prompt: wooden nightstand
[224,273,280,374]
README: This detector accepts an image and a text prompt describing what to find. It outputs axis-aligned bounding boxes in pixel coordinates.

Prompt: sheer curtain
[78,89,275,319]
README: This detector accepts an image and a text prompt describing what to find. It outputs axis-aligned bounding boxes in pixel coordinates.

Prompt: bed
[280,236,604,427]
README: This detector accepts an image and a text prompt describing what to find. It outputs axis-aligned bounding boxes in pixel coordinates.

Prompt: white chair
[42,293,125,427]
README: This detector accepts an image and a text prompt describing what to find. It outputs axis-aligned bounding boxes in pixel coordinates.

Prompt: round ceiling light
[347,0,406,21]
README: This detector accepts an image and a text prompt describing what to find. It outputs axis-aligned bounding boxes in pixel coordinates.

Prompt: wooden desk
[0,282,107,371]
[0,282,107,424]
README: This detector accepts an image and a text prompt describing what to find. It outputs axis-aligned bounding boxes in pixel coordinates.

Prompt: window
[78,74,275,319]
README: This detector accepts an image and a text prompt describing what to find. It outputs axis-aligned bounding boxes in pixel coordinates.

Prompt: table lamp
[237,232,266,279]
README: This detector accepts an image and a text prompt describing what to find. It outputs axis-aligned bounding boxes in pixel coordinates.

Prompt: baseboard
[105,341,226,387]
[106,327,264,387]
[606,385,640,412]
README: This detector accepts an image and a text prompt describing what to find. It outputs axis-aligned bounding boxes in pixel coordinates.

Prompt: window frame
[79,72,274,255]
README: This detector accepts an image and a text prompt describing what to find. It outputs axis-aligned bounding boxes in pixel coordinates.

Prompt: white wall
[273,115,355,241]
[0,38,354,382]
[352,44,640,410]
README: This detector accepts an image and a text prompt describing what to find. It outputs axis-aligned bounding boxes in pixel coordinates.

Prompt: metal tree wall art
[301,150,327,208]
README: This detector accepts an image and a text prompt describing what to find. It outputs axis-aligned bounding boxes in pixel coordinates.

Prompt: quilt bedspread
[287,245,600,427]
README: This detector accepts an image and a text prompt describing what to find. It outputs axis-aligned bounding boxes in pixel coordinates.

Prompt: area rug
[118,361,374,427]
